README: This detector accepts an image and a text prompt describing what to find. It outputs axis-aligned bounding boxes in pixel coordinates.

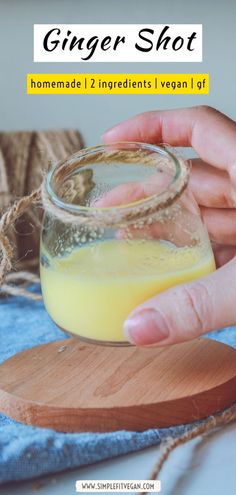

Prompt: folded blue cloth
[0,286,235,484]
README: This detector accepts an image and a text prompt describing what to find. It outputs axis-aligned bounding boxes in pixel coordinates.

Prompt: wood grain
[0,338,235,432]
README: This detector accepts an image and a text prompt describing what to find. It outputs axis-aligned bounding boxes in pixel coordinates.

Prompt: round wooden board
[0,338,236,432]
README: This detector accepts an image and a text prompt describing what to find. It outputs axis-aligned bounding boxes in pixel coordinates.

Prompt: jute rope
[0,129,84,271]
[0,132,235,490]
[2,271,41,300]
[0,145,190,299]
[140,403,236,494]
[0,129,84,299]
[0,188,41,289]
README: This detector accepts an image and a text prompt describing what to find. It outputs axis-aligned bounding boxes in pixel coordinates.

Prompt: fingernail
[230,164,236,186]
[101,124,120,142]
[124,308,170,345]
[101,129,114,142]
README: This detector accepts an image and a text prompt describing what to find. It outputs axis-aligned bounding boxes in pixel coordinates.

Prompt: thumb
[123,258,236,346]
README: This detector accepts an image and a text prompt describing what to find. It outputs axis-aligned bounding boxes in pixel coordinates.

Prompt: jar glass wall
[40,143,215,345]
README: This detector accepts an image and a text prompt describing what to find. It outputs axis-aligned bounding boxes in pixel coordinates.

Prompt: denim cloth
[0,285,235,484]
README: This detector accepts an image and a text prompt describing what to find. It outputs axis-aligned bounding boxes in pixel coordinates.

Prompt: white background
[34,24,202,62]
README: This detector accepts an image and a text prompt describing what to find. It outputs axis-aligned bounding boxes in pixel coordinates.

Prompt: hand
[102,106,236,346]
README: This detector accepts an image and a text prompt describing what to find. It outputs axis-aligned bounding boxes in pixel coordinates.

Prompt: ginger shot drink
[40,143,215,345]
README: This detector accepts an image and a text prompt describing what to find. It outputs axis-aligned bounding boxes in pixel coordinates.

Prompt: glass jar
[40,142,215,345]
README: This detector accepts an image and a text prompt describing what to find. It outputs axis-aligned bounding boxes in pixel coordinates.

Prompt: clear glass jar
[40,142,215,345]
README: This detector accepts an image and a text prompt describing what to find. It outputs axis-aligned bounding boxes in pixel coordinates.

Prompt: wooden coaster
[0,338,235,432]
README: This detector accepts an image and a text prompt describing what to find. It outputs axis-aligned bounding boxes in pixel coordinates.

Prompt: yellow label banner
[27,73,209,94]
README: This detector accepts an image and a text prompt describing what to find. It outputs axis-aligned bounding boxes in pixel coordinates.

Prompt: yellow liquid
[40,240,215,343]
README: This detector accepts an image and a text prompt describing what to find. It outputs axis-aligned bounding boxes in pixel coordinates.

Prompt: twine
[0,189,41,282]
[0,189,42,300]
[141,403,236,494]
[0,146,189,295]
[0,128,83,299]
[2,270,42,301]
[42,147,190,228]
[0,134,235,488]
[0,129,84,272]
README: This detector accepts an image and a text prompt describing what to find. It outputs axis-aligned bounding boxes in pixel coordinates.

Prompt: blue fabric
[0,285,235,484]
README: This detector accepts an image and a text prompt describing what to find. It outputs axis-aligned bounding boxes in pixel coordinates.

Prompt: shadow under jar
[40,142,216,346]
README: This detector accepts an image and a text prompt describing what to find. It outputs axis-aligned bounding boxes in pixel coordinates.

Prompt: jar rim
[43,142,189,227]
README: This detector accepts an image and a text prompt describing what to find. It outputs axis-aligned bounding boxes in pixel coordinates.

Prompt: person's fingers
[95,174,236,246]
[95,176,201,246]
[94,182,145,207]
[103,106,236,181]
[123,258,236,346]
[95,172,236,246]
[94,173,171,207]
[96,157,236,209]
[212,242,236,267]
[190,159,236,208]
[200,207,236,245]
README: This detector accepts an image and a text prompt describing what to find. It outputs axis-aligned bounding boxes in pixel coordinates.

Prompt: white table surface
[1,422,235,495]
